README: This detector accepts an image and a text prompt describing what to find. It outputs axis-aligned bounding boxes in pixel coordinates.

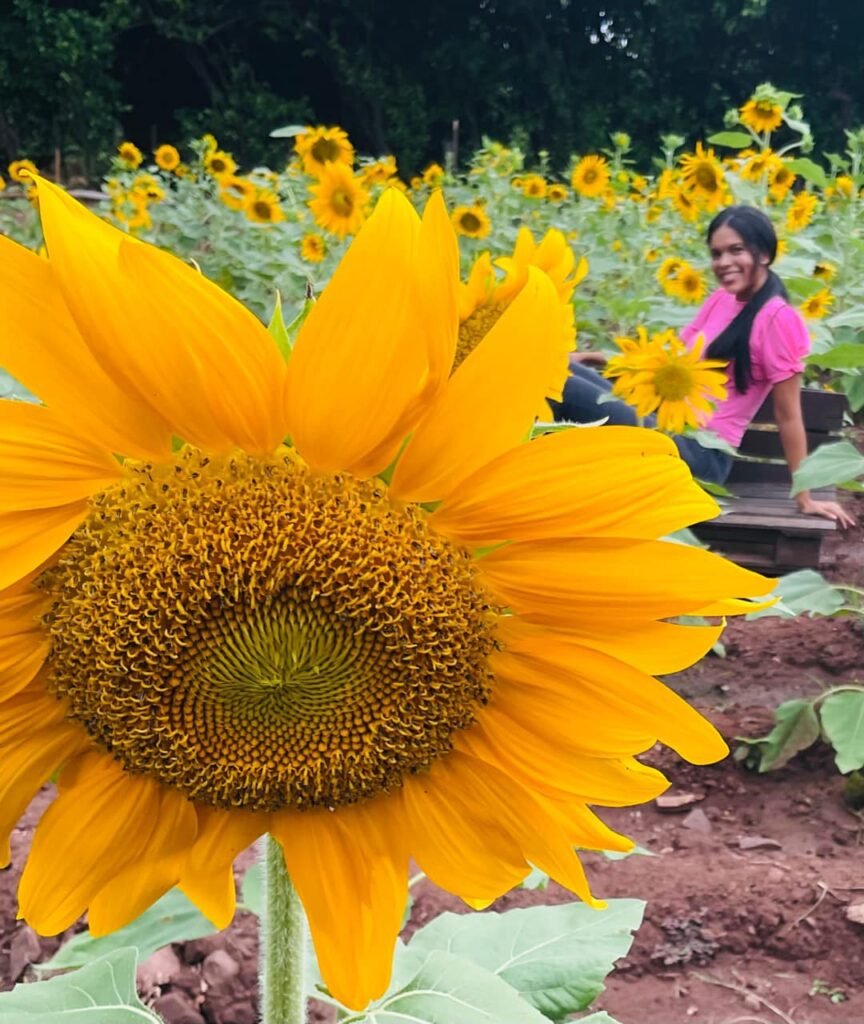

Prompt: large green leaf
[791,441,864,493]
[806,344,864,370]
[0,948,159,1022]
[577,1015,624,1024]
[746,569,845,619]
[346,949,550,1024]
[744,699,822,772]
[785,158,829,189]
[827,309,864,329]
[408,901,644,1021]
[707,131,753,149]
[41,888,218,971]
[820,691,864,773]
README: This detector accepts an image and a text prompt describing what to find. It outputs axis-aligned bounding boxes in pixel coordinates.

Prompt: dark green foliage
[3,0,864,177]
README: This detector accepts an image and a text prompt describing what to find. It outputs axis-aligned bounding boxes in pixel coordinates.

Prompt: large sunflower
[308,162,368,239]
[679,142,725,207]
[740,98,783,134]
[570,154,610,198]
[0,179,772,1011]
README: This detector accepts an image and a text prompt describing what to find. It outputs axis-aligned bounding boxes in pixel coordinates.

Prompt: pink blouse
[680,288,811,447]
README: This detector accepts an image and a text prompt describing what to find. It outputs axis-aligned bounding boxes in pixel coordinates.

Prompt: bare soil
[2,497,862,1024]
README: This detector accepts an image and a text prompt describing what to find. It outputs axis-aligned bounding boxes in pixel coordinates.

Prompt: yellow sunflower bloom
[204,150,237,179]
[308,162,368,238]
[813,261,836,281]
[154,144,181,172]
[669,184,700,222]
[218,175,255,211]
[451,202,491,239]
[521,174,547,199]
[456,226,588,371]
[767,162,796,202]
[8,159,39,183]
[800,287,834,320]
[670,262,707,305]
[243,188,285,224]
[656,256,684,294]
[607,330,728,434]
[117,141,143,169]
[570,154,610,198]
[361,156,398,186]
[0,179,773,1011]
[738,148,781,182]
[547,183,568,202]
[422,162,445,187]
[740,98,783,134]
[679,142,725,207]
[0,174,5,192]
[786,191,818,232]
[295,125,355,177]
[300,232,326,263]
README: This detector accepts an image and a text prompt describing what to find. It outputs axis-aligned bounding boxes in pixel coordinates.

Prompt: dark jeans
[548,364,734,485]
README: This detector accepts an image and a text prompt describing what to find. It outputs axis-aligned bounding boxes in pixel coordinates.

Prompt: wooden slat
[726,460,792,484]
[738,428,842,459]
[751,389,848,431]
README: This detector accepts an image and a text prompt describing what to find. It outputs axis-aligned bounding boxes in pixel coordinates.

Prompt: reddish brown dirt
[1,496,862,1024]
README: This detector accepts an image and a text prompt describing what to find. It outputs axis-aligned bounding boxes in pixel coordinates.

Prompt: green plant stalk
[260,834,307,1024]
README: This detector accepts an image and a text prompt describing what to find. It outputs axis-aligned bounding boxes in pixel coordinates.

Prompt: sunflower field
[0,84,862,1024]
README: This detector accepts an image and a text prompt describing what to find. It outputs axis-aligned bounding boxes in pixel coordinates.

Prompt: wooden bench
[692,390,845,573]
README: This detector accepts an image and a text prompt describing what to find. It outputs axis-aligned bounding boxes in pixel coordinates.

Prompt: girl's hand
[796,494,856,528]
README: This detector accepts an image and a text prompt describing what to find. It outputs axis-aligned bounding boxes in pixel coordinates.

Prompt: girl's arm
[772,375,856,527]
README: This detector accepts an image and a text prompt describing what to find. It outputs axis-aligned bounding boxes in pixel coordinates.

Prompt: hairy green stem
[260,834,307,1024]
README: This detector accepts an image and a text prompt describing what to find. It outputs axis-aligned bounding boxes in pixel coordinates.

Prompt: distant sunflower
[154,145,181,172]
[422,163,445,187]
[300,232,326,263]
[673,263,707,305]
[361,156,398,186]
[0,174,5,192]
[786,191,818,232]
[452,203,491,239]
[740,98,783,134]
[607,330,728,434]
[218,176,255,211]
[547,183,568,202]
[570,155,610,198]
[679,142,724,205]
[308,162,368,238]
[768,163,796,202]
[295,125,355,178]
[0,179,773,1015]
[656,256,684,292]
[244,189,285,224]
[204,150,237,180]
[117,142,143,169]
[521,174,548,199]
[812,261,836,281]
[800,288,834,320]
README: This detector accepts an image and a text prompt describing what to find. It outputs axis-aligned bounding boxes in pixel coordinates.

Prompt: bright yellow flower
[679,142,725,206]
[0,174,5,192]
[131,174,165,204]
[361,156,398,186]
[308,162,368,238]
[154,145,181,172]
[835,175,854,198]
[422,162,445,187]
[204,150,237,179]
[451,203,491,239]
[8,159,39,183]
[201,133,218,153]
[813,261,836,281]
[117,142,143,169]
[671,263,707,305]
[218,175,255,211]
[409,175,422,190]
[786,191,818,232]
[670,185,699,222]
[570,154,610,198]
[800,288,834,319]
[768,162,796,202]
[547,183,568,202]
[740,98,783,134]
[657,256,684,291]
[738,148,781,182]
[606,330,728,433]
[243,189,285,224]
[300,232,326,262]
[456,227,588,371]
[0,179,773,1012]
[655,168,677,200]
[295,125,355,177]
[521,173,547,199]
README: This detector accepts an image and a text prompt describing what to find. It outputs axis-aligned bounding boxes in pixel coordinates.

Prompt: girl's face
[708,224,769,301]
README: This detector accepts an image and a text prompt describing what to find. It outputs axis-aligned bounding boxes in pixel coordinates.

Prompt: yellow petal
[0,233,170,459]
[284,189,428,476]
[490,636,728,764]
[19,752,195,935]
[34,177,287,454]
[0,686,89,865]
[0,503,89,592]
[431,426,718,545]
[87,786,198,934]
[0,583,49,702]
[478,537,774,625]
[273,797,408,1010]
[390,267,565,502]
[179,806,269,929]
[0,401,121,512]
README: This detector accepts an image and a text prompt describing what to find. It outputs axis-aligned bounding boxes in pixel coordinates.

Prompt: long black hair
[705,206,789,394]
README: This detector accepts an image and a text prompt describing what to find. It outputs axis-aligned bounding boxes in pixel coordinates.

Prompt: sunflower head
[295,125,355,177]
[740,97,784,134]
[117,142,143,169]
[154,144,181,172]
[451,203,491,239]
[422,162,445,187]
[307,162,368,239]
[570,154,610,198]
[300,232,326,262]
[204,150,237,180]
[244,188,285,224]
[800,287,834,319]
[8,158,39,183]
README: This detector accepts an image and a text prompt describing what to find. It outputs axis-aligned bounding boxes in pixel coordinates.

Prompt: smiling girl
[557,205,854,526]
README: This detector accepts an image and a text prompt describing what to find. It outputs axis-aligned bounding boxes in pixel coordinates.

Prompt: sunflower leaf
[406,900,644,1021]
[791,441,864,493]
[736,698,821,772]
[577,1014,625,1024]
[707,131,753,149]
[347,949,549,1024]
[0,947,160,1022]
[820,691,864,774]
[39,888,218,972]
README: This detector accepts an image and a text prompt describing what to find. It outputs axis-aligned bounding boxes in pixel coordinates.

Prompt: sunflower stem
[260,834,308,1024]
